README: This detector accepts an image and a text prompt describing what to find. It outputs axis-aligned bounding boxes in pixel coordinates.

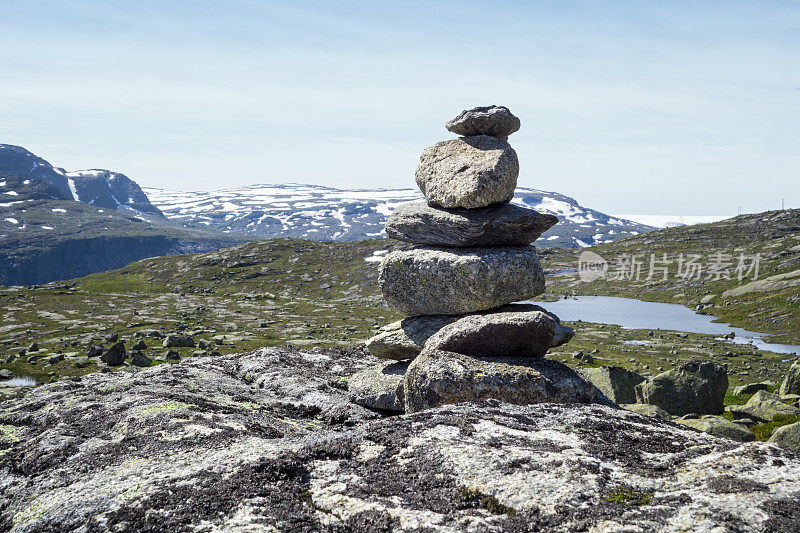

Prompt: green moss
[604,487,653,506]
[459,487,518,516]
[751,414,800,441]
[0,424,21,444]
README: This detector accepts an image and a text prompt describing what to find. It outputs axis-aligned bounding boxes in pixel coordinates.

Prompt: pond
[1,376,37,387]
[526,296,800,355]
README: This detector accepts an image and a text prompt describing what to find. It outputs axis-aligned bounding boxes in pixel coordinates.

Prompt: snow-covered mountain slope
[144,184,654,248]
[0,145,163,217]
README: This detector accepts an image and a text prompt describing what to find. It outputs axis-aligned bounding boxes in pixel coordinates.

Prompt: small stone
[415,135,518,209]
[48,354,65,365]
[165,349,180,361]
[445,105,521,140]
[131,339,147,351]
[198,339,211,350]
[348,361,408,413]
[768,422,800,453]
[620,403,672,421]
[385,201,557,247]
[404,349,598,413]
[676,416,755,443]
[730,390,800,423]
[780,359,800,396]
[379,246,544,316]
[86,345,104,357]
[27,342,39,352]
[104,333,118,344]
[424,310,556,358]
[74,357,90,368]
[131,352,152,367]
[101,342,127,366]
[0,369,12,379]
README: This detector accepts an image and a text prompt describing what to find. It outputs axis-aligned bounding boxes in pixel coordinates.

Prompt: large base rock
[379,246,545,316]
[634,361,728,416]
[415,135,518,209]
[348,361,407,413]
[424,310,556,358]
[579,366,645,405]
[2,349,800,531]
[404,349,598,413]
[385,201,557,247]
[365,304,573,361]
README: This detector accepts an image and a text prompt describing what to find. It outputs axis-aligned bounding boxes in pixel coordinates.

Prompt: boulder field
[1,347,799,532]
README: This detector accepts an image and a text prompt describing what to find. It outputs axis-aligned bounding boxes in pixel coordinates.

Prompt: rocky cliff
[1,347,798,531]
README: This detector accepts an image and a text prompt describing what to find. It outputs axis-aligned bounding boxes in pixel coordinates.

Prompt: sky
[0,1,798,215]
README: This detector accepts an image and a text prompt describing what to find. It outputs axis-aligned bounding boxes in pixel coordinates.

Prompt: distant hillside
[0,144,162,217]
[145,184,654,248]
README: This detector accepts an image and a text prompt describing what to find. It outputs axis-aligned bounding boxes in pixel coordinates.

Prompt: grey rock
[164,349,180,361]
[573,351,594,364]
[731,382,772,396]
[104,333,118,344]
[1,347,800,531]
[0,369,12,379]
[620,403,672,421]
[365,303,569,361]
[48,354,65,365]
[415,135,519,209]
[424,310,556,358]
[163,334,195,348]
[385,201,557,247]
[27,342,38,352]
[730,390,800,423]
[676,416,755,443]
[379,246,544,316]
[445,105,521,140]
[404,349,598,413]
[348,361,408,413]
[580,366,645,404]
[134,329,164,339]
[100,341,126,366]
[131,352,153,368]
[74,357,90,368]
[769,421,800,452]
[131,339,147,351]
[86,345,104,357]
[634,361,728,416]
[198,339,212,350]
[780,359,800,396]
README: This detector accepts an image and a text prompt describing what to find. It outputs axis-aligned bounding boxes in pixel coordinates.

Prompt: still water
[526,296,800,355]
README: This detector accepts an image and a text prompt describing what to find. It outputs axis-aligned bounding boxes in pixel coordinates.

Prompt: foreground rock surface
[379,246,545,316]
[348,360,408,412]
[415,135,519,209]
[365,304,572,360]
[385,201,557,247]
[404,349,599,413]
[2,350,799,532]
[2,348,800,532]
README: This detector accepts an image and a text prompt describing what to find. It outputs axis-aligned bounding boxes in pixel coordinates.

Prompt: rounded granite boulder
[445,105,521,140]
[415,135,518,209]
[385,201,558,247]
[378,246,545,316]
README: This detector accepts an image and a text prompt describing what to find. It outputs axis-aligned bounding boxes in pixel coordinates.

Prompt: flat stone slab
[445,105,521,140]
[348,361,408,413]
[385,201,557,247]
[378,246,545,316]
[365,303,572,361]
[424,310,556,358]
[415,135,518,209]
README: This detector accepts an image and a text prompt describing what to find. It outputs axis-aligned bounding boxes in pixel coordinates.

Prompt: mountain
[0,144,162,217]
[145,184,654,248]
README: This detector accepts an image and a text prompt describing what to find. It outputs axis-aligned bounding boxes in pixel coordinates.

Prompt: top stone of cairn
[446,105,521,140]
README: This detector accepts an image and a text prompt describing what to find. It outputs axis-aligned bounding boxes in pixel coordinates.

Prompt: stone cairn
[349,105,598,413]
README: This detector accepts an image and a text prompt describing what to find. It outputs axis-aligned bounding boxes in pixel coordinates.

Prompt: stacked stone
[349,106,596,413]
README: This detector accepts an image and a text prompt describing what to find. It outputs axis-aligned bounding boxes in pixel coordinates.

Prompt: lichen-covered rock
[162,333,195,348]
[415,135,519,209]
[730,390,800,423]
[620,403,672,421]
[580,366,645,404]
[100,341,126,366]
[769,421,800,452]
[676,416,755,443]
[404,349,598,413]
[780,359,800,396]
[424,310,556,358]
[385,201,557,247]
[379,246,545,316]
[445,105,521,140]
[365,304,571,360]
[348,361,408,413]
[634,361,728,416]
[1,350,799,531]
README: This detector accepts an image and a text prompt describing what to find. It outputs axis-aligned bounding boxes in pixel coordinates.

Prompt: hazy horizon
[1,1,798,215]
